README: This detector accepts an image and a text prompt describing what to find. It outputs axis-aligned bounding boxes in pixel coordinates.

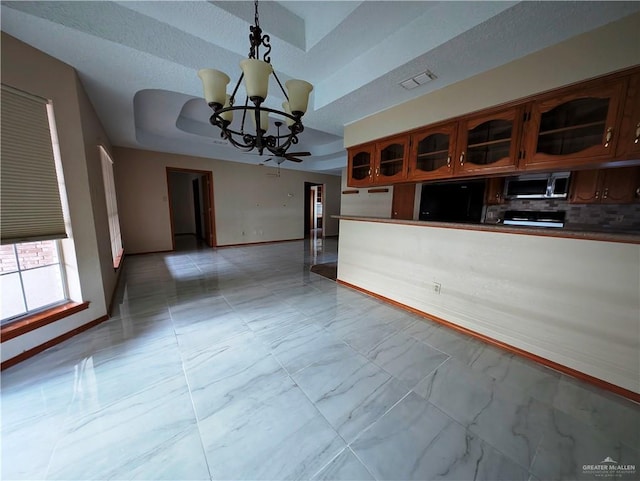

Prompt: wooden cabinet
[409,123,456,181]
[391,184,416,220]
[347,137,409,187]
[523,80,626,170]
[347,143,375,187]
[569,167,640,204]
[485,177,505,205]
[454,107,523,176]
[374,135,409,185]
[347,67,640,188]
[616,74,640,159]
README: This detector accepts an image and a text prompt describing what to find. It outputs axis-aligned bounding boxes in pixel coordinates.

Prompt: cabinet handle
[603,188,608,199]
[447,155,451,167]
[495,193,500,200]
[460,152,465,166]
[368,168,371,177]
[604,127,613,148]
[375,167,380,177]
[595,190,600,199]
[635,122,640,144]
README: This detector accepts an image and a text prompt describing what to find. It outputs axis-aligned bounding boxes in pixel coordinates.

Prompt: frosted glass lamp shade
[285,79,313,115]
[198,69,230,106]
[240,59,272,100]
[282,102,295,127]
[251,109,270,132]
[220,95,233,123]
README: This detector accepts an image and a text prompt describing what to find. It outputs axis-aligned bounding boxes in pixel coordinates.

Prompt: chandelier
[198,0,313,162]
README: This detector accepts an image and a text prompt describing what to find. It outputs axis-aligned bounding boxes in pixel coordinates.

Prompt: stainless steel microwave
[504,172,571,199]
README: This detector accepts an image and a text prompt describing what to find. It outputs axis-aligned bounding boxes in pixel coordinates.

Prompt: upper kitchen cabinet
[409,122,457,181]
[522,79,626,170]
[454,107,523,176]
[616,73,640,159]
[347,143,375,187]
[373,135,409,185]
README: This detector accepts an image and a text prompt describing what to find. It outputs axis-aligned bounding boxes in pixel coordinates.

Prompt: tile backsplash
[485,199,640,230]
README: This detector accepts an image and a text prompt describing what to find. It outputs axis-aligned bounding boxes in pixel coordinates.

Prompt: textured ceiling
[2,1,640,175]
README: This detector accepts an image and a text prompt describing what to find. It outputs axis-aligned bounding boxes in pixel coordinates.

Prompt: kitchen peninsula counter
[335,215,640,399]
[334,215,640,244]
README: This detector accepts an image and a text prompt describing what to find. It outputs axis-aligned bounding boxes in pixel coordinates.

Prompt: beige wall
[338,220,640,394]
[114,147,342,253]
[1,33,116,362]
[75,76,119,311]
[345,13,640,147]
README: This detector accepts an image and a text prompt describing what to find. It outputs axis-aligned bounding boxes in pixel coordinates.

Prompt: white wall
[340,168,394,218]
[1,33,115,363]
[338,219,640,394]
[344,13,640,147]
[114,148,342,253]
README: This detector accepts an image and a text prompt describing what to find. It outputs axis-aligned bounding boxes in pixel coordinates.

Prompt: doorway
[304,182,324,238]
[166,168,216,250]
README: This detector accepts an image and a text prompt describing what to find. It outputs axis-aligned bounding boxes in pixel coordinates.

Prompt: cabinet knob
[447,155,451,167]
[604,127,613,148]
[460,152,465,166]
[635,122,640,144]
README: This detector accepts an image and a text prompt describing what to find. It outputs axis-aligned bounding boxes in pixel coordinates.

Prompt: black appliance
[502,210,566,228]
[419,180,485,223]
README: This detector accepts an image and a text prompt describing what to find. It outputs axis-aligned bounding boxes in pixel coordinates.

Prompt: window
[99,146,123,268]
[0,240,67,325]
[0,85,71,327]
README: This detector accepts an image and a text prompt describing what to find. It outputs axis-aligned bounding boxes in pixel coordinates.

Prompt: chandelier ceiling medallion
[198,0,313,163]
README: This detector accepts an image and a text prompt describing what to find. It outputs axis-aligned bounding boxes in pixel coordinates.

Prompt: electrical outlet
[433,282,441,294]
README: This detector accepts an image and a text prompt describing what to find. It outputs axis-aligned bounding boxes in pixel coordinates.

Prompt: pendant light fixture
[198,0,313,160]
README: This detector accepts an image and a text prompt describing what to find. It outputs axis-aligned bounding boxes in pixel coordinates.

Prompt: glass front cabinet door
[347,144,374,187]
[523,80,626,169]
[409,123,457,181]
[616,74,640,159]
[455,107,523,176]
[373,135,409,184]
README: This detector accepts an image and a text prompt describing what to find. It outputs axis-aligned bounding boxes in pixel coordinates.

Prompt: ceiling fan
[259,121,311,164]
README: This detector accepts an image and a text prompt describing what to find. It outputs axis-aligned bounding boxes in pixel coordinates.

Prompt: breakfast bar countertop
[334,215,640,245]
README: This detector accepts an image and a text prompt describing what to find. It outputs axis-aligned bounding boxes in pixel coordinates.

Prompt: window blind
[1,84,67,244]
[99,146,123,263]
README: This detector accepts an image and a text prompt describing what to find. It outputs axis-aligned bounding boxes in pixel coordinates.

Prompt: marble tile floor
[2,237,639,480]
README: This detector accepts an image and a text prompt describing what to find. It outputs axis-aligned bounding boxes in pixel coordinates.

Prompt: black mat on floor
[310,262,337,281]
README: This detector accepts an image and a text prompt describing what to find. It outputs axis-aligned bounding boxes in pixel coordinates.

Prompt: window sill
[1,301,90,343]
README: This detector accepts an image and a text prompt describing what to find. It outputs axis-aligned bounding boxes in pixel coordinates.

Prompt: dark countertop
[333,215,640,244]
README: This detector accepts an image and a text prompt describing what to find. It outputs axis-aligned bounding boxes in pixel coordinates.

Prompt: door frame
[304,181,324,237]
[166,167,217,249]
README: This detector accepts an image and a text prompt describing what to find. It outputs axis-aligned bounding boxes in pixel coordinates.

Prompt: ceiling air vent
[400,70,437,90]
